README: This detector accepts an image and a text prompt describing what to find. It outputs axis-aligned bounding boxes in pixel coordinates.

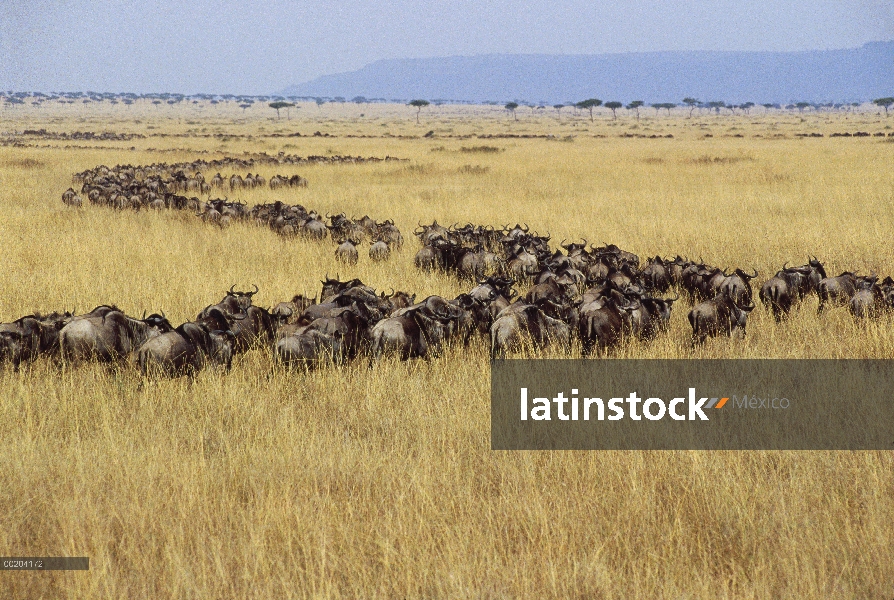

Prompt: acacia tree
[553,104,564,116]
[795,102,811,113]
[682,97,700,118]
[604,101,622,119]
[269,101,295,119]
[505,102,519,121]
[575,98,602,121]
[408,99,429,123]
[873,97,894,116]
[626,100,644,120]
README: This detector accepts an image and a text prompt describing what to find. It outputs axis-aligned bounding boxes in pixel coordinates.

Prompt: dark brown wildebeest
[760,271,796,321]
[759,258,826,321]
[369,239,391,262]
[377,220,403,248]
[490,301,572,359]
[137,310,236,377]
[0,311,72,371]
[849,276,883,319]
[199,285,258,318]
[665,256,691,287]
[370,296,465,360]
[719,268,758,306]
[61,187,82,207]
[629,295,678,341]
[271,294,317,326]
[525,277,573,305]
[577,290,640,356]
[206,304,270,351]
[817,272,858,313]
[506,246,539,280]
[559,239,590,271]
[335,239,360,265]
[414,241,445,271]
[319,276,376,303]
[275,302,374,368]
[642,256,671,293]
[300,216,328,240]
[688,291,756,345]
[59,307,173,363]
[469,276,516,322]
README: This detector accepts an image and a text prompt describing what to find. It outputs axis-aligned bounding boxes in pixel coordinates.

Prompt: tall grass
[1,103,893,597]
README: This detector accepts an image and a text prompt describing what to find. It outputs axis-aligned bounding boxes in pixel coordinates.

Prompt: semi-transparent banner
[491,360,894,450]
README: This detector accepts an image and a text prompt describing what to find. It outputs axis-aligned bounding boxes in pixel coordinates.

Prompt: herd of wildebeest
[61,161,404,256]
[3,158,893,377]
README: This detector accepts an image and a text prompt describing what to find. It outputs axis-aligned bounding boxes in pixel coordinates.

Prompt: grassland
[1,99,893,597]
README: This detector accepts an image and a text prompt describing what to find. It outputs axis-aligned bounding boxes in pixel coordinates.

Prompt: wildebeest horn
[228,284,236,294]
[748,268,758,278]
[783,261,789,270]
[522,223,529,232]
[669,293,680,301]
[250,284,259,296]
[560,239,569,248]
[142,309,146,319]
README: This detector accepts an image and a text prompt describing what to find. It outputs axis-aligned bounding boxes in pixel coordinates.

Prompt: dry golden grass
[1,101,894,597]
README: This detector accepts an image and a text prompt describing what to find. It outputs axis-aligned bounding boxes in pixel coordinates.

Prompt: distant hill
[280,42,893,105]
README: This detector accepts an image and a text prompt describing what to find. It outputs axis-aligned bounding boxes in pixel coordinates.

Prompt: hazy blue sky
[1,0,891,94]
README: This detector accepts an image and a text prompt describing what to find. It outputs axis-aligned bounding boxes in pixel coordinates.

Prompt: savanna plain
[1,100,893,597]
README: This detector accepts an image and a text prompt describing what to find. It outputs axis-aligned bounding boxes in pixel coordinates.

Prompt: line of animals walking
[3,247,891,378]
[59,153,404,209]
[62,162,405,259]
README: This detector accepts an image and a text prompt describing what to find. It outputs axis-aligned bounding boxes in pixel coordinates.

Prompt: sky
[1,0,891,95]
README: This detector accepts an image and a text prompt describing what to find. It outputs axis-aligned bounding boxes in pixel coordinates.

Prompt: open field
[2,101,894,597]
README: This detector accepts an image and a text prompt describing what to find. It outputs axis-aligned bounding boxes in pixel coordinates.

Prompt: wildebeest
[641,256,671,293]
[136,310,236,377]
[414,241,446,271]
[335,239,360,265]
[759,259,825,321]
[59,307,173,362]
[271,294,317,325]
[275,302,374,368]
[577,290,640,356]
[199,285,258,318]
[491,301,572,359]
[849,276,884,319]
[61,188,83,207]
[217,305,272,351]
[0,311,72,370]
[760,272,796,321]
[370,296,465,360]
[688,291,756,345]
[629,295,678,340]
[817,272,858,313]
[369,239,391,262]
[719,268,758,306]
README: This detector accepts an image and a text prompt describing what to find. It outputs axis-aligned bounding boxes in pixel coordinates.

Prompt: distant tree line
[2,91,891,119]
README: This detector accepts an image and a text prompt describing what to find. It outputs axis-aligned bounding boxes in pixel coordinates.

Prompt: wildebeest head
[320,276,369,302]
[223,284,258,311]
